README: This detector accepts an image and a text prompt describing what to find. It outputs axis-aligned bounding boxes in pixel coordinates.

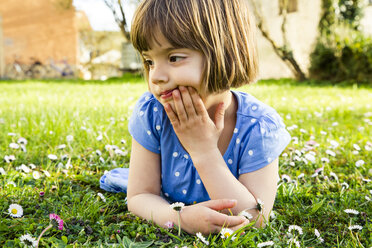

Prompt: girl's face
[142,32,206,110]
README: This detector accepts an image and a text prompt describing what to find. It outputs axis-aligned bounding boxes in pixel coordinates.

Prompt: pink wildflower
[49,213,64,230]
[164,221,174,229]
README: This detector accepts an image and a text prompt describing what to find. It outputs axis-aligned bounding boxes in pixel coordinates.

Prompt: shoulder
[133,92,163,114]
[233,90,285,131]
[233,91,290,173]
[128,92,164,153]
[130,92,164,122]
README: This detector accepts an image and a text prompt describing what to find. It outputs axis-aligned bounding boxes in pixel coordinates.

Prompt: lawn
[0,78,371,247]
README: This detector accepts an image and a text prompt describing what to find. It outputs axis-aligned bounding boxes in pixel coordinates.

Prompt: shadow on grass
[258,78,372,89]
[0,73,145,85]
[1,75,372,89]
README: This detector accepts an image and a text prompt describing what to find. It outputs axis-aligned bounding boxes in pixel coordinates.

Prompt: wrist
[190,147,222,169]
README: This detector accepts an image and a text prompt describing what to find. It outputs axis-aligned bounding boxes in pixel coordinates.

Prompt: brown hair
[131,0,258,93]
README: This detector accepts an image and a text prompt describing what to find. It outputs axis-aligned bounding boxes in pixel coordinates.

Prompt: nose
[150,64,169,85]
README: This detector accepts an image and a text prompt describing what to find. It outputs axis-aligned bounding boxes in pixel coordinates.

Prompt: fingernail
[229,199,237,204]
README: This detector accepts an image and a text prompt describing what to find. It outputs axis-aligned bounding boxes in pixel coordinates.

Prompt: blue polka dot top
[128,90,291,205]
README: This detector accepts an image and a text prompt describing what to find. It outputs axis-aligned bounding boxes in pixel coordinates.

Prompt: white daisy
[97,193,106,202]
[341,182,349,189]
[96,134,103,141]
[170,202,185,212]
[344,209,359,215]
[196,232,209,245]
[314,229,324,243]
[0,167,6,175]
[321,157,330,163]
[238,210,253,220]
[8,204,23,218]
[17,137,28,145]
[20,164,30,173]
[270,211,276,219]
[348,225,363,231]
[281,174,291,183]
[42,170,51,177]
[220,228,236,240]
[330,140,339,148]
[297,173,305,179]
[329,172,339,181]
[48,154,58,160]
[257,241,274,247]
[353,144,361,151]
[355,160,365,167]
[305,153,316,163]
[288,225,303,235]
[326,150,336,157]
[257,199,264,214]
[57,144,66,149]
[66,135,74,142]
[9,143,20,149]
[32,171,41,180]
[20,233,37,247]
[96,150,102,156]
[362,178,371,183]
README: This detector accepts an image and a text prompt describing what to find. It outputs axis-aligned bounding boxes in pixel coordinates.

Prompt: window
[279,0,298,14]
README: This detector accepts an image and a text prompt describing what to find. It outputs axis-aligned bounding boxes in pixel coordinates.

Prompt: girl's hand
[164,86,225,157]
[179,199,249,235]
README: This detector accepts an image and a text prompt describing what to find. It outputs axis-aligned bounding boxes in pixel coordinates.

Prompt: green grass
[0,78,371,247]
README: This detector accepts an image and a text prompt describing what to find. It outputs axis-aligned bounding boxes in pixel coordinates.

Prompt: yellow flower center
[224,232,231,238]
[11,208,18,214]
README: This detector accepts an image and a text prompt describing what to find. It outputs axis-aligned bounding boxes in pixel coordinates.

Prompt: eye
[144,59,153,66]
[169,56,184,63]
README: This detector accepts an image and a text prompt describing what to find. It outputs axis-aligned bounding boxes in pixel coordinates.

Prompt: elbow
[126,193,136,213]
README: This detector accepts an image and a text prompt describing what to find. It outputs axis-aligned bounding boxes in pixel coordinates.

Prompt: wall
[0,0,78,66]
[254,0,322,79]
[0,15,4,77]
[255,0,372,79]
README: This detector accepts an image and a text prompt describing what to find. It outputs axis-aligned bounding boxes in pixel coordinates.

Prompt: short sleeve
[128,92,162,154]
[239,112,291,174]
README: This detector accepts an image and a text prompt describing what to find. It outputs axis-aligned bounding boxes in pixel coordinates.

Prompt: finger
[199,199,237,211]
[179,86,197,117]
[164,103,179,126]
[189,87,207,117]
[214,102,225,131]
[229,219,250,232]
[172,89,188,122]
[211,211,247,228]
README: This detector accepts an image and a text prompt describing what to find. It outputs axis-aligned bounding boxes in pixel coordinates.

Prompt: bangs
[131,0,200,52]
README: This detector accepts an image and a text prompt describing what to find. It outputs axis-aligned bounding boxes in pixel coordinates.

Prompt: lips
[160,88,177,99]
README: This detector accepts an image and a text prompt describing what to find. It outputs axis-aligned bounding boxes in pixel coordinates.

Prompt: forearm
[191,149,257,214]
[127,193,177,228]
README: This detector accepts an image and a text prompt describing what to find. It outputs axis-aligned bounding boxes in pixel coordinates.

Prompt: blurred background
[0,0,371,82]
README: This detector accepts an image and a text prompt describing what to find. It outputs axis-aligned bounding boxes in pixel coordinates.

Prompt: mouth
[160,88,177,99]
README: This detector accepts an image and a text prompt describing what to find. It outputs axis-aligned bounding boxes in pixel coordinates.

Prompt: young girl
[104,0,290,235]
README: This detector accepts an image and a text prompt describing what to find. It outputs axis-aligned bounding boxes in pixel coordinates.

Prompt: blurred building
[0,0,80,67]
